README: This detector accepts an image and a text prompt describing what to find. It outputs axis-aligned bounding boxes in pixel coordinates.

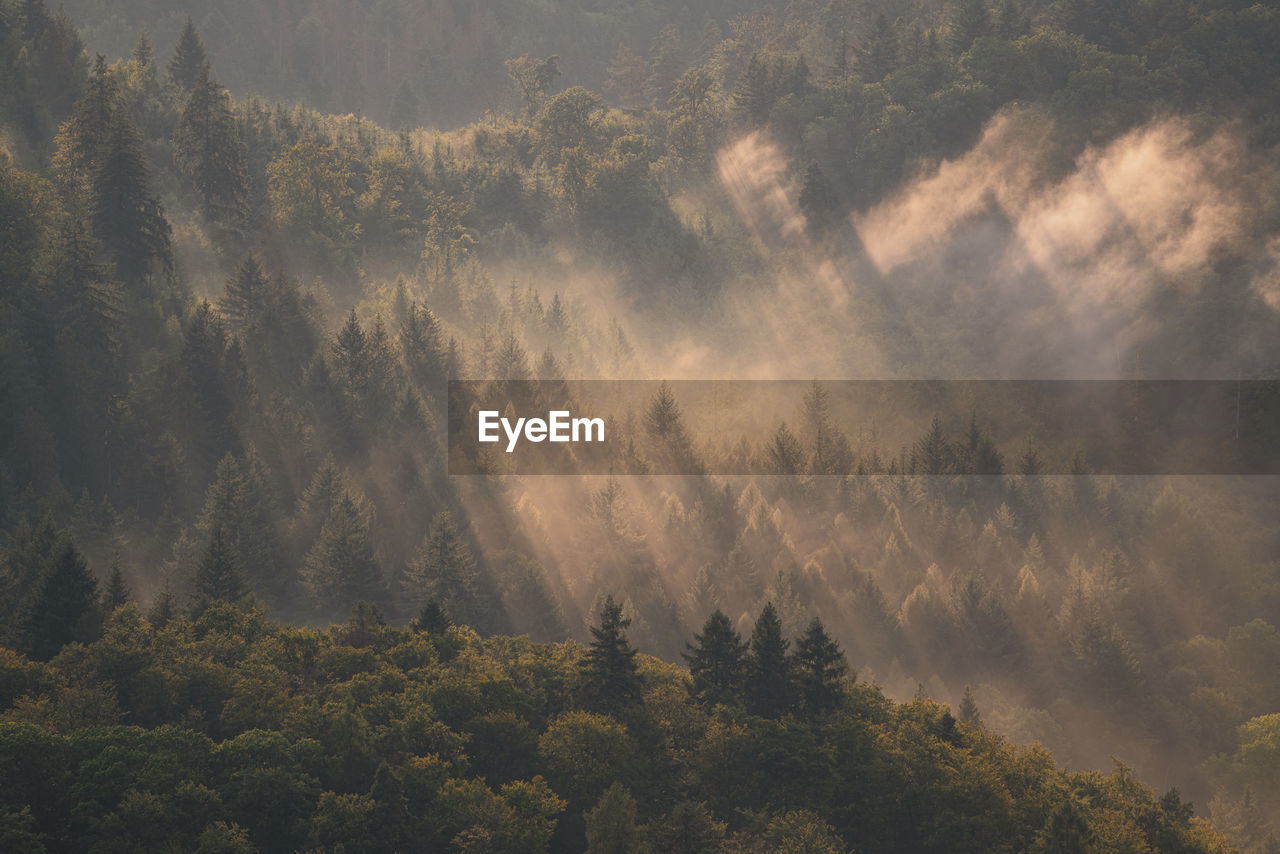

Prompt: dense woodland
[2,0,1280,849]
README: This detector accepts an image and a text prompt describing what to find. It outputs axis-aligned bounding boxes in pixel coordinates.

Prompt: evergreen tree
[959,685,982,726]
[302,492,385,614]
[793,617,848,716]
[399,301,445,392]
[168,18,207,90]
[732,54,771,124]
[93,106,172,285]
[798,163,839,233]
[402,512,479,626]
[51,55,118,188]
[198,451,286,605]
[581,595,642,711]
[148,575,176,625]
[861,14,899,81]
[949,0,992,55]
[747,602,791,718]
[175,62,248,229]
[192,521,245,613]
[411,597,452,634]
[220,254,268,334]
[131,27,153,68]
[103,553,129,610]
[18,538,100,660]
[684,609,748,707]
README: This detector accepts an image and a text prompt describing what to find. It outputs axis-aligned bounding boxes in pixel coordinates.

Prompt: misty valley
[2,0,1280,851]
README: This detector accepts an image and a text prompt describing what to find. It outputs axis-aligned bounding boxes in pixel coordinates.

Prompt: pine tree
[732,54,771,124]
[103,553,130,610]
[131,27,153,68]
[220,254,268,333]
[175,62,248,229]
[93,106,173,285]
[198,451,286,605]
[798,163,839,234]
[411,597,452,634]
[747,602,791,717]
[861,14,899,81]
[148,575,176,625]
[168,17,207,90]
[684,609,748,707]
[192,521,245,613]
[302,493,385,614]
[949,0,992,55]
[399,301,445,392]
[959,685,982,726]
[52,55,119,187]
[581,595,642,711]
[402,512,479,626]
[793,617,848,716]
[18,539,101,660]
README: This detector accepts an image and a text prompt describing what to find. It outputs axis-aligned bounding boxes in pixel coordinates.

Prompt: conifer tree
[959,685,982,726]
[93,108,172,285]
[411,597,452,634]
[148,575,176,625]
[949,0,992,55]
[192,521,245,613]
[581,594,642,711]
[18,539,101,660]
[175,62,248,229]
[302,492,384,614]
[402,512,479,626]
[103,553,129,610]
[793,617,848,716]
[684,609,748,707]
[747,601,791,717]
[220,254,268,334]
[168,18,207,90]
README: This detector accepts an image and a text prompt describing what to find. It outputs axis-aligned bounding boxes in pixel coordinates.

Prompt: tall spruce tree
[18,538,101,660]
[103,553,129,610]
[793,617,848,716]
[581,594,642,711]
[93,107,172,285]
[192,521,245,613]
[747,601,791,717]
[175,62,248,229]
[401,511,479,626]
[302,492,384,614]
[168,18,207,90]
[684,609,748,707]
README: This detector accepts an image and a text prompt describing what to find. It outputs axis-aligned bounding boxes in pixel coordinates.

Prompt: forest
[2,0,1280,849]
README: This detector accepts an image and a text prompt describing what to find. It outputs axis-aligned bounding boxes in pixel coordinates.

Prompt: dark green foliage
[302,492,384,615]
[168,17,206,90]
[175,63,248,230]
[683,609,747,707]
[192,521,245,613]
[402,512,480,627]
[747,602,790,718]
[17,538,100,660]
[581,595,642,712]
[792,617,847,717]
[92,106,171,284]
[411,597,452,634]
[103,553,129,610]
